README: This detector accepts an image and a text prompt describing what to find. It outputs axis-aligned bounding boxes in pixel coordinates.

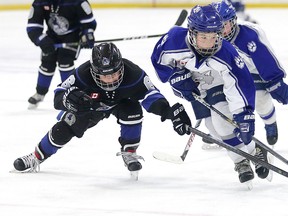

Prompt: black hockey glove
[38,36,55,54]
[170,103,192,136]
[81,29,95,49]
[63,87,93,113]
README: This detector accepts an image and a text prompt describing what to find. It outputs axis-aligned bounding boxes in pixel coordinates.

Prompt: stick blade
[174,9,188,26]
[153,151,184,164]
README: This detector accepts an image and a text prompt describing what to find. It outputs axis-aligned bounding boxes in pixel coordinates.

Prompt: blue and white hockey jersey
[230,21,286,89]
[151,26,255,114]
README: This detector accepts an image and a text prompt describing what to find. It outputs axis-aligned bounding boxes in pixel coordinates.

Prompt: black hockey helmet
[90,42,124,91]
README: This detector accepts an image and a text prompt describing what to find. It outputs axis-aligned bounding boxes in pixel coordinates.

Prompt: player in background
[213,0,287,146]
[151,4,271,187]
[230,0,258,23]
[27,0,96,109]
[13,43,192,179]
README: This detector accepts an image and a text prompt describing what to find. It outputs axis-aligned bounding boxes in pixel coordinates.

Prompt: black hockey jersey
[27,0,96,45]
[54,58,173,118]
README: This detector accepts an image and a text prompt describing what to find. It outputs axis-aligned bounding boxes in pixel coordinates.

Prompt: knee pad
[51,121,74,145]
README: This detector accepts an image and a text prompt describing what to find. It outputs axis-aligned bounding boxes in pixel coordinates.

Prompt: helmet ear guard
[187,5,224,56]
[90,43,124,91]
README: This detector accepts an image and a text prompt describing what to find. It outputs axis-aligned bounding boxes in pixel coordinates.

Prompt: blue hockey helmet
[187,5,224,56]
[90,42,124,91]
[212,0,237,41]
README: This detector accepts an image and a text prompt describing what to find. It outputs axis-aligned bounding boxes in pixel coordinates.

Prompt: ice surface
[0,8,288,216]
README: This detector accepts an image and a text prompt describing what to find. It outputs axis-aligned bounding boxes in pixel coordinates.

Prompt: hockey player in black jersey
[13,43,192,178]
[27,0,96,109]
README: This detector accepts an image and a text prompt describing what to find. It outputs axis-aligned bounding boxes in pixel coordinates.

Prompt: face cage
[223,17,237,41]
[91,65,124,91]
[188,29,223,57]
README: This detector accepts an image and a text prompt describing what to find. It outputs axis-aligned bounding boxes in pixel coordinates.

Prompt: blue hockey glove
[169,68,200,102]
[37,35,55,54]
[233,109,255,144]
[170,103,192,136]
[266,78,288,104]
[81,29,95,49]
[63,87,93,113]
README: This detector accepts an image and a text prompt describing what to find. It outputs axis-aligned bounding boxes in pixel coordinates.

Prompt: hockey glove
[266,78,288,104]
[170,103,192,136]
[233,109,255,144]
[169,68,200,102]
[38,35,55,54]
[63,87,92,113]
[81,29,95,49]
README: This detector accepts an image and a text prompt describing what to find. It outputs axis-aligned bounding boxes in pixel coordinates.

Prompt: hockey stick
[153,119,202,164]
[54,9,188,48]
[192,93,288,165]
[186,125,288,178]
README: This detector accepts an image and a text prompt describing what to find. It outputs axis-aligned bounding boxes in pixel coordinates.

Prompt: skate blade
[28,103,39,110]
[266,153,274,182]
[266,170,273,182]
[244,180,253,190]
[130,171,139,181]
[201,143,222,150]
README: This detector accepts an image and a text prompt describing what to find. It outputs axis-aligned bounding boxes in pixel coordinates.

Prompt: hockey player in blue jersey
[213,0,287,146]
[27,0,96,109]
[13,43,191,179]
[151,4,270,186]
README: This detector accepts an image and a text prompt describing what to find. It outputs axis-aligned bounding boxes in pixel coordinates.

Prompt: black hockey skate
[13,152,43,173]
[253,145,272,181]
[117,149,144,180]
[28,93,45,109]
[264,122,278,145]
[234,159,254,188]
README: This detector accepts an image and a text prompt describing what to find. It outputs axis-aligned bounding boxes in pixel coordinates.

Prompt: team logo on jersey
[234,56,245,69]
[247,41,257,52]
[48,14,69,35]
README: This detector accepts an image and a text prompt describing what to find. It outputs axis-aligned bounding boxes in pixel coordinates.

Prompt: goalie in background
[13,43,191,179]
[27,0,96,109]
[151,4,271,187]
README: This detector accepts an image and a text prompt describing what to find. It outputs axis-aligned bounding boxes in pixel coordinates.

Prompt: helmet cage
[90,63,124,91]
[187,5,224,57]
[223,16,237,41]
[188,28,223,56]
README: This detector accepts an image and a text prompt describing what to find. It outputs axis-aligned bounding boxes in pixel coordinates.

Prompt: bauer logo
[170,72,192,84]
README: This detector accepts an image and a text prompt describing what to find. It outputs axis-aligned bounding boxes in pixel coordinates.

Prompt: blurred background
[1,0,288,10]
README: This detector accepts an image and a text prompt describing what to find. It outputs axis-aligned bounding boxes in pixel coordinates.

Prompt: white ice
[0,8,288,216]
